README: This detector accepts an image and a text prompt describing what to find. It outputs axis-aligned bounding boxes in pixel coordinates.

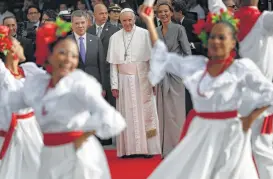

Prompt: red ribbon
[261,114,273,134]
[43,132,83,146]
[0,112,34,159]
[180,109,238,141]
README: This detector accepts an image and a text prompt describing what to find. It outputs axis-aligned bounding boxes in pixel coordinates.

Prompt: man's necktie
[97,26,102,37]
[79,37,86,63]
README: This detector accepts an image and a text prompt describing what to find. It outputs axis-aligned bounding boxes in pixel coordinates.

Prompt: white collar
[74,32,87,40]
[96,23,105,29]
[180,16,185,24]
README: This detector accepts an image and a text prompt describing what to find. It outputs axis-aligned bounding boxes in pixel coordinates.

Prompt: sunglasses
[227,5,237,9]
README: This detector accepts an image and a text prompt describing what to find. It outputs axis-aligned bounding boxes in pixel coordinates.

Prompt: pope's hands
[112,89,119,98]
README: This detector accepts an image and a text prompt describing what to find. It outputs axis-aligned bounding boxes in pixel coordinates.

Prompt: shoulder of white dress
[231,58,261,76]
[69,69,102,91]
[23,73,49,100]
[20,62,45,76]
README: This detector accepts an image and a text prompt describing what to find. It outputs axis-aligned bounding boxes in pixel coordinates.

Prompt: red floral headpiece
[193,9,240,47]
[35,17,72,72]
[0,26,13,56]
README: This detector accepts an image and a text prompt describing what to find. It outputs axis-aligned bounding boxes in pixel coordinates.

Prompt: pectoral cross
[124,53,128,60]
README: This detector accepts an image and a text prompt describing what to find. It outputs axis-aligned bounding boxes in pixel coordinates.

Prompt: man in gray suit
[88,4,119,107]
[70,10,106,94]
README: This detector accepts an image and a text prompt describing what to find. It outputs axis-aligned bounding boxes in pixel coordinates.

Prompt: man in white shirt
[0,1,14,25]
[69,10,106,96]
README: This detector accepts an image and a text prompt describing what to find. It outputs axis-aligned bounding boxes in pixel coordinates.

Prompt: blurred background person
[0,1,14,24]
[77,0,87,11]
[41,9,58,25]
[108,3,122,28]
[3,16,35,63]
[223,0,238,12]
[59,3,68,12]
[86,10,94,27]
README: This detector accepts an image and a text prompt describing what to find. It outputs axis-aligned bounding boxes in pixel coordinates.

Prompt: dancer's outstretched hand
[138,5,154,24]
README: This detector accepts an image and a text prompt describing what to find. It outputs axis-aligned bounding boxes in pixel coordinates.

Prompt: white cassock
[107,25,161,157]
[0,60,44,179]
[1,69,126,179]
[147,40,273,179]
[208,1,273,178]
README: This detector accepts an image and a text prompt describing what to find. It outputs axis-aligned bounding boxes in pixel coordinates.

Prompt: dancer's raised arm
[138,5,205,86]
[208,0,227,14]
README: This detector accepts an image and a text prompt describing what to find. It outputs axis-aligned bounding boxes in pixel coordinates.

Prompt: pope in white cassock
[107,8,161,158]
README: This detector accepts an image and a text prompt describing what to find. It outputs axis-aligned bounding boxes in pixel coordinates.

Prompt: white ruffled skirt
[0,115,43,179]
[38,135,111,179]
[240,89,273,179]
[148,117,259,179]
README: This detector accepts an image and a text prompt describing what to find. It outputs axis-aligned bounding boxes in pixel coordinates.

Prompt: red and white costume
[1,69,126,179]
[147,40,273,179]
[208,1,273,178]
[0,60,44,179]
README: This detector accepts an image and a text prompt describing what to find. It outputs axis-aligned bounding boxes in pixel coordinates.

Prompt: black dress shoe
[143,155,153,158]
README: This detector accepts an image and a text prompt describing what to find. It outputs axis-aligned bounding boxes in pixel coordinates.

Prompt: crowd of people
[0,0,273,178]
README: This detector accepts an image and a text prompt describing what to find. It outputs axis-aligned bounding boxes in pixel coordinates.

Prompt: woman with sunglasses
[139,5,273,179]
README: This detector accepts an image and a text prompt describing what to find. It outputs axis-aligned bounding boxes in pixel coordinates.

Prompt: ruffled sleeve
[0,59,9,87]
[72,71,126,139]
[241,59,273,115]
[149,40,206,86]
[20,62,46,76]
[0,60,27,111]
[261,11,273,35]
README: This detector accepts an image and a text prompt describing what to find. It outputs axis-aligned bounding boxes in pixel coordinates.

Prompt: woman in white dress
[138,6,273,179]
[1,20,126,179]
[0,26,43,179]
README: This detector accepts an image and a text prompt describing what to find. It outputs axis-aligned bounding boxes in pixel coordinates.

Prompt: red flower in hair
[0,26,10,37]
[193,19,206,35]
[35,17,71,72]
[204,13,214,32]
[0,26,13,56]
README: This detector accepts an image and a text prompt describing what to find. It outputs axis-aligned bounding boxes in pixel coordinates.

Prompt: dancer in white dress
[0,26,43,179]
[1,19,126,179]
[208,0,273,178]
[138,6,273,179]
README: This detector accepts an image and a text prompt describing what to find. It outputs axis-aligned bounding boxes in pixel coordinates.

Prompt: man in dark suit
[3,16,35,63]
[87,4,119,146]
[88,4,119,107]
[70,10,106,93]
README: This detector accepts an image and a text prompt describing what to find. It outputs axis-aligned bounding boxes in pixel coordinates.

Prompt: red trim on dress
[261,114,273,134]
[0,112,34,159]
[43,132,83,146]
[179,110,238,141]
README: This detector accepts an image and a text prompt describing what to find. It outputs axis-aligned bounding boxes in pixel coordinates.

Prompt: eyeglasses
[28,12,39,15]
[227,5,237,9]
